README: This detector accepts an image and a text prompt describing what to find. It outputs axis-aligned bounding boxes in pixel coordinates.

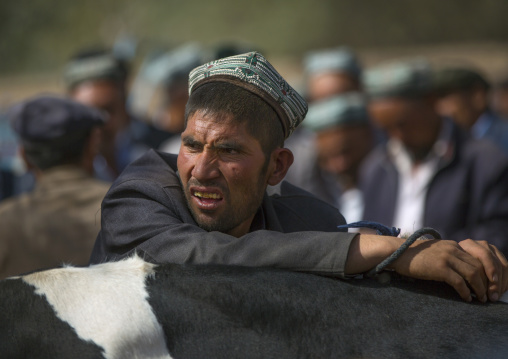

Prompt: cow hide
[1,256,507,359]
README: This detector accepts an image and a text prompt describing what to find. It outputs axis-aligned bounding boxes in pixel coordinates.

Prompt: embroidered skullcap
[304,93,369,132]
[188,51,308,138]
[364,59,433,99]
[64,50,128,89]
[304,47,362,78]
[433,67,490,95]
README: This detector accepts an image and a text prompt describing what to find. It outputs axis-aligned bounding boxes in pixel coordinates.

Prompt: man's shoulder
[457,132,508,164]
[267,181,346,231]
[0,192,31,222]
[115,149,180,187]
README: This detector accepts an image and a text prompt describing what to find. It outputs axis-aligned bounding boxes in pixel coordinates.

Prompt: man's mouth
[193,191,223,199]
[191,189,224,210]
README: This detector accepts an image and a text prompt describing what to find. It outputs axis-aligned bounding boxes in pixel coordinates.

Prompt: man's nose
[191,149,220,180]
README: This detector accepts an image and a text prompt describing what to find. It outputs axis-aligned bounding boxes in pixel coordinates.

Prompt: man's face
[435,90,484,130]
[308,72,359,102]
[177,110,270,237]
[315,125,373,186]
[369,98,440,161]
[71,80,128,139]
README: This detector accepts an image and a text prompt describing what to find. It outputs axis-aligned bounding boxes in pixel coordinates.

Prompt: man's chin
[193,211,229,233]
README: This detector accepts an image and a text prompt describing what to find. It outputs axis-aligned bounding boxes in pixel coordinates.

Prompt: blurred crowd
[1,40,508,278]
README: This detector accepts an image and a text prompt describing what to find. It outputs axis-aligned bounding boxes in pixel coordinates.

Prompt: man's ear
[267,148,294,186]
[81,127,102,175]
[19,147,35,171]
[471,87,489,112]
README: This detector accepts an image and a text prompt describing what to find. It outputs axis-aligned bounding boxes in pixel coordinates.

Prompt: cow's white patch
[22,256,172,359]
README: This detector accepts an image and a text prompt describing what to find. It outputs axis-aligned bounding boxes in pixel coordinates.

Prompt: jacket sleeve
[90,177,357,278]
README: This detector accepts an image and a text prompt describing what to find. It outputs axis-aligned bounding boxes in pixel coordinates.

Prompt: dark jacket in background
[360,121,508,256]
[90,150,357,277]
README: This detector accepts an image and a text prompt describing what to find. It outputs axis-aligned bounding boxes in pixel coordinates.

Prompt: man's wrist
[344,234,405,275]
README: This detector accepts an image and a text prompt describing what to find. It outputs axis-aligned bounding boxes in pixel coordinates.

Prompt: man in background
[303,46,363,102]
[65,48,148,180]
[434,66,508,154]
[0,96,110,278]
[301,93,374,222]
[360,59,508,256]
[284,47,367,203]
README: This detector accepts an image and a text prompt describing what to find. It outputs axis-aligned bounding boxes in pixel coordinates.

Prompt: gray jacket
[90,150,357,277]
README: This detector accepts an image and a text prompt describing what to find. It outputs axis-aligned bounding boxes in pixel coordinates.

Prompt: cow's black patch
[0,278,105,359]
[147,264,508,359]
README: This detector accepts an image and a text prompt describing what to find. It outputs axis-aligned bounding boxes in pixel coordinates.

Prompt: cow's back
[1,257,508,359]
[148,264,508,359]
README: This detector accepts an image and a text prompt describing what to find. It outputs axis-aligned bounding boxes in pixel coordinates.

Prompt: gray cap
[363,59,433,99]
[10,95,105,144]
[64,51,128,89]
[304,93,369,132]
[304,47,362,78]
[145,43,204,87]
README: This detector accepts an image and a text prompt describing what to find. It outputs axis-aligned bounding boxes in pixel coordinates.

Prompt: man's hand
[458,239,508,302]
[388,239,508,302]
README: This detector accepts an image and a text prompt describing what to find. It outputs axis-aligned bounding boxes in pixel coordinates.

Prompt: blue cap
[304,93,369,132]
[9,95,106,143]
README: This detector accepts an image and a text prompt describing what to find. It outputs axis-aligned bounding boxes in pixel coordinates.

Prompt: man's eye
[220,147,238,155]
[185,143,202,152]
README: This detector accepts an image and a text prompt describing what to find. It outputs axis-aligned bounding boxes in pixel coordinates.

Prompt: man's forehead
[184,111,251,140]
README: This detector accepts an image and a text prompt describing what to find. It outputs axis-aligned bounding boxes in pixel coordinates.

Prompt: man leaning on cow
[90,51,508,304]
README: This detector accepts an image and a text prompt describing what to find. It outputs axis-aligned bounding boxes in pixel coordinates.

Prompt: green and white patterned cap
[304,93,369,132]
[188,51,308,138]
[364,59,433,99]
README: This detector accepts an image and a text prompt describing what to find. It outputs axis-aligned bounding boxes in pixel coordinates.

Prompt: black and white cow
[1,255,508,359]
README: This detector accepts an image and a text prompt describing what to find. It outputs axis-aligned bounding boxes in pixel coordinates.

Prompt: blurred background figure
[492,76,508,120]
[0,96,110,279]
[303,46,363,102]
[434,66,508,154]
[360,59,508,255]
[0,112,35,200]
[129,43,204,154]
[295,93,374,222]
[65,47,148,180]
[284,46,370,209]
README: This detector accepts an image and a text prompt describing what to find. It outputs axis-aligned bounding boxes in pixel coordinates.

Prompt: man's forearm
[344,234,403,275]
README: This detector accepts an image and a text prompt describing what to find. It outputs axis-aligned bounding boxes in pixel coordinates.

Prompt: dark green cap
[433,67,490,95]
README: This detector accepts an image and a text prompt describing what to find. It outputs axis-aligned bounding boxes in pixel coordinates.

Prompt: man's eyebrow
[181,136,200,145]
[211,140,244,151]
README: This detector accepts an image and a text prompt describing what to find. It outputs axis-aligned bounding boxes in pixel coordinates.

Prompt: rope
[337,220,401,237]
[366,227,442,278]
[337,221,442,278]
